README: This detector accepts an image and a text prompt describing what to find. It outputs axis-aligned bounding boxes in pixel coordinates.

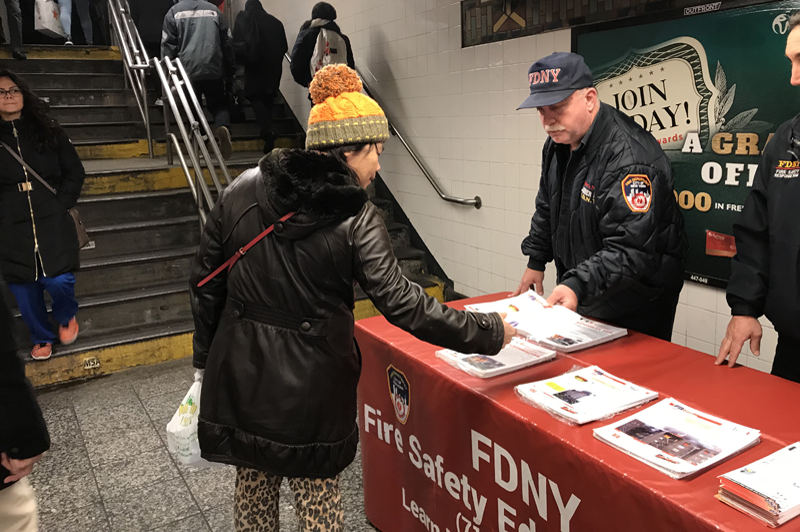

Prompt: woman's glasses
[0,88,22,98]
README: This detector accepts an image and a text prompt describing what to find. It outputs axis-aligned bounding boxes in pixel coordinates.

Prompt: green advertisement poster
[576,1,800,287]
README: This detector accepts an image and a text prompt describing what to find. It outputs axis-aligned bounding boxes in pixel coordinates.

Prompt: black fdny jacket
[522,103,687,321]
[190,149,505,478]
[727,117,800,336]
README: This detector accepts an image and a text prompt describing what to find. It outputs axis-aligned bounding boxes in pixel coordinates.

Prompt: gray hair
[789,10,800,33]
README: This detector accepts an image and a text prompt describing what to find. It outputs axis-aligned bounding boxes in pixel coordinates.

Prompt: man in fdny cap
[512,52,688,341]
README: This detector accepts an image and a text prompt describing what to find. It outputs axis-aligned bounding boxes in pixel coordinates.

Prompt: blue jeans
[8,272,78,345]
[57,0,92,44]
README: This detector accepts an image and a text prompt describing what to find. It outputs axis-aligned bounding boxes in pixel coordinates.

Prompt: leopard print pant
[234,467,344,532]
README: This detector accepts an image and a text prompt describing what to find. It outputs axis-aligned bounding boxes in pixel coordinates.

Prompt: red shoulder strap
[197,211,295,288]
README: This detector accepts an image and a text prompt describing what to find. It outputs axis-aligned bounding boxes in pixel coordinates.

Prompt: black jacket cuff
[526,257,547,271]
[560,276,586,303]
[730,303,761,318]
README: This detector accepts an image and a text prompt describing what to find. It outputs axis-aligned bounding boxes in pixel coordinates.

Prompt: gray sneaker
[215,126,232,160]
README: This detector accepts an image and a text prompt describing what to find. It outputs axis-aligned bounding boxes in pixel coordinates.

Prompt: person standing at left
[512,52,687,340]
[0,0,26,60]
[0,70,86,360]
[56,0,93,45]
[0,285,50,532]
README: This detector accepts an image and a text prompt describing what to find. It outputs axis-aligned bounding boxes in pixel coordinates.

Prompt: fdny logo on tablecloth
[387,365,411,425]
[621,174,652,213]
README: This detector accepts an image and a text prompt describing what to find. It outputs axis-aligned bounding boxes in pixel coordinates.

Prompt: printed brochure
[515,365,658,424]
[594,399,761,479]
[436,337,556,378]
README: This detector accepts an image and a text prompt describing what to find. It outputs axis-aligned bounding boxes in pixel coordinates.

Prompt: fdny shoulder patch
[621,174,653,213]
[387,365,411,425]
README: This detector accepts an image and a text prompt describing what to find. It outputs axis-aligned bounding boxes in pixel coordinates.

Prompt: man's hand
[512,268,545,297]
[546,284,578,311]
[497,312,517,348]
[1,453,44,483]
[716,316,762,368]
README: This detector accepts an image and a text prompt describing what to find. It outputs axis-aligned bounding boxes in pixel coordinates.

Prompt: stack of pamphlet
[594,399,761,479]
[436,337,556,378]
[515,366,658,424]
[717,443,800,527]
[466,290,627,353]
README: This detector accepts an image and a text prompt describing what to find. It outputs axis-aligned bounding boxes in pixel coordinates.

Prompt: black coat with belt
[0,119,85,283]
[232,0,287,98]
[522,103,688,321]
[190,149,505,479]
[0,285,50,489]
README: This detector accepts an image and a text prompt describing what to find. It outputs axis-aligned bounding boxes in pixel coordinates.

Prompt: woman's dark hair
[0,69,62,150]
[318,142,375,184]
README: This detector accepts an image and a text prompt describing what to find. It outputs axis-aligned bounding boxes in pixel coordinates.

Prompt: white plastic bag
[166,370,221,468]
[34,0,66,39]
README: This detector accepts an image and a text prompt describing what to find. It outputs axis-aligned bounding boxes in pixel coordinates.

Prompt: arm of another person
[55,129,86,209]
[0,290,50,483]
[514,163,554,296]
[289,29,314,87]
[188,195,229,370]
[161,8,179,60]
[555,165,667,308]
[716,145,773,366]
[352,205,512,355]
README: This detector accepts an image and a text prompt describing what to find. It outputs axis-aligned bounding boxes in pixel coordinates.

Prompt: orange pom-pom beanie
[306,64,390,149]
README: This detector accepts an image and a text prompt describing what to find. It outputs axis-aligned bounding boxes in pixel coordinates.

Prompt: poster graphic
[576,1,799,287]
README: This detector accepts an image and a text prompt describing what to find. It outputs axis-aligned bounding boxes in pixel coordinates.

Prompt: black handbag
[0,140,91,249]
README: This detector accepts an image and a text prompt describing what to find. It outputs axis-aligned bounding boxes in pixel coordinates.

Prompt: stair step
[74,136,301,160]
[13,284,192,350]
[62,121,277,142]
[3,58,123,74]
[370,198,394,223]
[20,319,194,363]
[38,89,144,107]
[385,221,411,250]
[0,45,122,61]
[48,103,293,124]
[22,72,126,90]
[78,189,198,225]
[394,247,427,277]
[82,216,200,260]
[75,247,195,298]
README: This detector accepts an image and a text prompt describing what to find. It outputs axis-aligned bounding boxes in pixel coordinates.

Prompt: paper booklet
[593,399,761,479]
[436,337,556,378]
[466,290,627,353]
[515,366,658,425]
[717,443,800,527]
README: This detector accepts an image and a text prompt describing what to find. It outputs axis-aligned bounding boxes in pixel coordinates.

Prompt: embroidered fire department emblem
[621,174,652,213]
[387,365,411,425]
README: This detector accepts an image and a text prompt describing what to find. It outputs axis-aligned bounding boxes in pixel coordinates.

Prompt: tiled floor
[31,358,379,532]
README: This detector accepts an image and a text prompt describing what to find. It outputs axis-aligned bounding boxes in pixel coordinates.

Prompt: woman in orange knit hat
[190,64,515,531]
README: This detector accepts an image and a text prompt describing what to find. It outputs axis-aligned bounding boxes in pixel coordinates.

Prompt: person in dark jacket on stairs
[190,65,515,532]
[232,0,287,154]
[129,0,174,102]
[162,0,236,158]
[0,0,26,60]
[0,70,85,361]
[0,285,50,532]
[290,2,355,89]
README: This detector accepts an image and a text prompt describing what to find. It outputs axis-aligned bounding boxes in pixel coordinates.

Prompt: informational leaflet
[436,337,556,378]
[515,366,658,424]
[594,399,761,479]
[466,291,627,353]
[717,443,800,527]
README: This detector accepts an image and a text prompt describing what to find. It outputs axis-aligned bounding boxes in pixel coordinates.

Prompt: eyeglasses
[0,88,22,98]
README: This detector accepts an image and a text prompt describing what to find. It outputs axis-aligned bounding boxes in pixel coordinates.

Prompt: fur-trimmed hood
[260,148,368,220]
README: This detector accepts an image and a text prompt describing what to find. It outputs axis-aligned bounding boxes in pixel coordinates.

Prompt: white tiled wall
[252,0,775,373]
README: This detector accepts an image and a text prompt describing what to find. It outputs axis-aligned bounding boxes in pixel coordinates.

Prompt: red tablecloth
[355,293,800,532]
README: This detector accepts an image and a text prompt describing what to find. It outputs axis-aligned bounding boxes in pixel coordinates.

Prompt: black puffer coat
[0,119,85,283]
[523,103,688,321]
[190,149,504,479]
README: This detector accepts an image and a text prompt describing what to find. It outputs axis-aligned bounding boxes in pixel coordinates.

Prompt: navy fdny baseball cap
[517,52,594,110]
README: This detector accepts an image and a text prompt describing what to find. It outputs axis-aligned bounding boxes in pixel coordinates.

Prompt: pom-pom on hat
[306,64,390,150]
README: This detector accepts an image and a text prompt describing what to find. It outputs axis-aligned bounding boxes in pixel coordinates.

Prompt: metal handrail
[282,53,481,209]
[107,0,153,158]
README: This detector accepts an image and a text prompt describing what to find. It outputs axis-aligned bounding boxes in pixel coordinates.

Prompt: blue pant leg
[42,273,78,327]
[57,0,72,38]
[7,281,56,345]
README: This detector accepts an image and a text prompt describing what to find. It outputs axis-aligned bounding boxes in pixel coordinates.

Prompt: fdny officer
[512,52,688,341]
[716,12,800,382]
